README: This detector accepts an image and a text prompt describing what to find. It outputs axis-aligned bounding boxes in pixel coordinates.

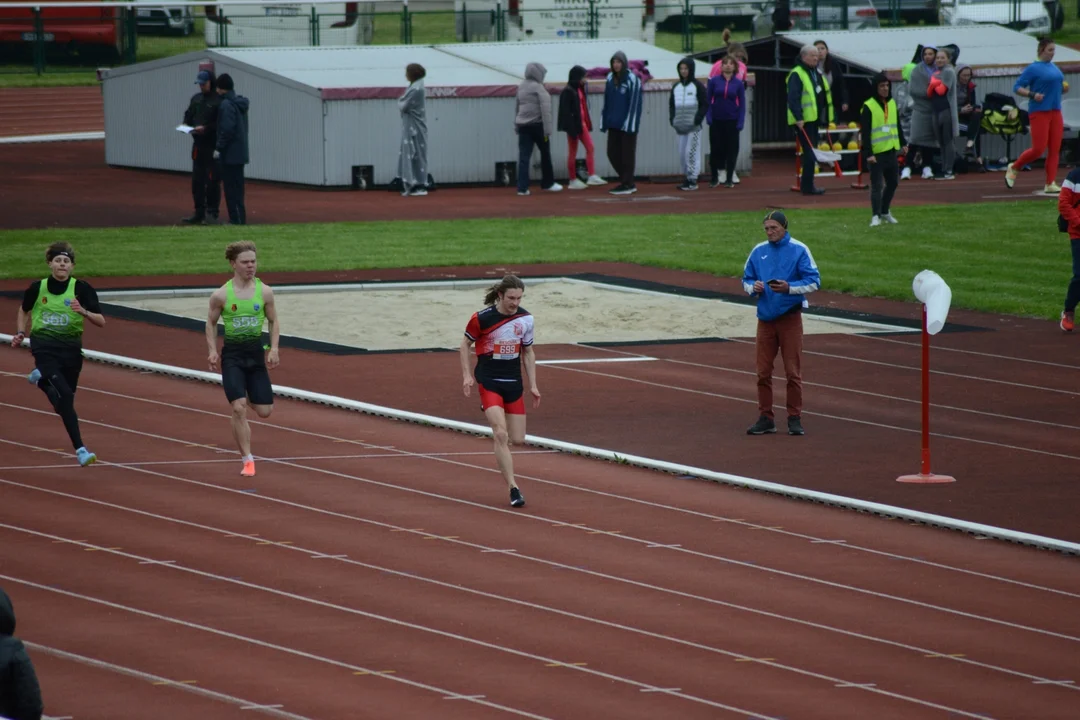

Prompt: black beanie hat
[764,210,788,228]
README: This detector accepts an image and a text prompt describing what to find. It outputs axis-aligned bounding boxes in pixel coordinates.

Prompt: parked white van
[203,1,373,47]
[938,0,1052,34]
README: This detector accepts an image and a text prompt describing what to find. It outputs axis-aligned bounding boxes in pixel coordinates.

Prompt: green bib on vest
[863,98,900,154]
[31,277,83,341]
[222,279,265,344]
[786,65,834,126]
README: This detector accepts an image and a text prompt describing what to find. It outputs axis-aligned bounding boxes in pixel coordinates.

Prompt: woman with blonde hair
[1006,37,1069,194]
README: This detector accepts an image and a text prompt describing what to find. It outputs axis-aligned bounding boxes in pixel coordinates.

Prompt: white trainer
[586,175,608,185]
[545,182,564,192]
[883,212,899,224]
[731,171,740,184]
[922,166,934,179]
[567,178,587,190]
[870,215,882,227]
[900,167,912,180]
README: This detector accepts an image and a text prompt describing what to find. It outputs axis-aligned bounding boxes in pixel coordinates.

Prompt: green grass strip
[0,202,1068,320]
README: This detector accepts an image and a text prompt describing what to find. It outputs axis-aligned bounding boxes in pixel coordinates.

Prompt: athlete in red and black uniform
[459,275,540,508]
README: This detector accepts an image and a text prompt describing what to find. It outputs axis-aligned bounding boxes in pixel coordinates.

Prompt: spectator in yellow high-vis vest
[861,72,908,228]
[786,45,833,196]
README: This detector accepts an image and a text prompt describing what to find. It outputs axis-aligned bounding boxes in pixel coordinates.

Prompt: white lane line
[6,380,1079,601]
[852,334,1080,371]
[0,527,783,720]
[5,576,555,720]
[6,407,1078,642]
[1,470,1073,693]
[532,367,1080,462]
[26,642,312,720]
[443,694,487,700]
[536,358,657,365]
[579,346,1080,433]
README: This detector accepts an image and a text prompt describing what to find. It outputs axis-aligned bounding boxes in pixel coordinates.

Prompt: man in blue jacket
[601,50,643,196]
[213,73,250,225]
[742,211,821,436]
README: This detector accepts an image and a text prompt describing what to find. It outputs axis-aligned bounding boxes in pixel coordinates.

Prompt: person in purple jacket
[742,210,820,437]
[706,55,746,188]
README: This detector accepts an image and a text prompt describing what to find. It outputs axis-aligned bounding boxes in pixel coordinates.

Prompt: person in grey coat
[213,73,250,225]
[927,48,959,179]
[514,62,562,195]
[0,587,43,720]
[907,44,940,180]
[398,63,429,197]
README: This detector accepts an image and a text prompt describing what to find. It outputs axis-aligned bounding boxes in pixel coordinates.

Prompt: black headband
[48,249,74,262]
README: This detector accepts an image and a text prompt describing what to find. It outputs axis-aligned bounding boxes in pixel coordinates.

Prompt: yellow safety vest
[864,98,900,154]
[786,65,834,126]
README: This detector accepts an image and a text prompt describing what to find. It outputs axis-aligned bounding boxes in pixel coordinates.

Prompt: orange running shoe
[1061,311,1075,332]
[241,460,256,477]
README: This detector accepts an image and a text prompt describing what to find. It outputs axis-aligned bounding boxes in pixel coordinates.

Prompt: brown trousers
[755,310,803,419]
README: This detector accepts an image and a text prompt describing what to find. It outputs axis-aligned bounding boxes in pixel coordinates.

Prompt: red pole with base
[897,305,956,484]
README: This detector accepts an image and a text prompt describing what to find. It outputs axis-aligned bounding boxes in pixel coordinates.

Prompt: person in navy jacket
[742,210,821,436]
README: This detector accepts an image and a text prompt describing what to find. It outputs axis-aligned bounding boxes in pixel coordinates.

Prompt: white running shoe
[883,212,899,224]
[731,171,740,185]
[900,167,912,180]
[544,182,564,192]
[922,166,934,179]
[586,175,607,185]
[870,215,882,227]
[567,178,587,190]
[1045,182,1062,194]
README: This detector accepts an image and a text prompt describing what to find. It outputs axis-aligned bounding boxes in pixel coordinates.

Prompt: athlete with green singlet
[11,242,106,467]
[206,240,280,478]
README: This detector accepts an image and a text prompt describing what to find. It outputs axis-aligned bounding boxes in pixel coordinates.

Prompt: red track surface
[3,350,1080,720]
[0,87,103,137]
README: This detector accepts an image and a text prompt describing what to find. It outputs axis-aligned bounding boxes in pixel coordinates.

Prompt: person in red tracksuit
[558,65,606,190]
[1056,167,1080,331]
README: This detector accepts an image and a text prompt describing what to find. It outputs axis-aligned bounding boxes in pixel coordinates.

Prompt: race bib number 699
[493,342,520,360]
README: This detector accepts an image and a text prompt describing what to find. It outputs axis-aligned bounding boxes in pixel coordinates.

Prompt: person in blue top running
[206,240,280,477]
[1006,37,1069,194]
[10,242,105,467]
[742,211,821,437]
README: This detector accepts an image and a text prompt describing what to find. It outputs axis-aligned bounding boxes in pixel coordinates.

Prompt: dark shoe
[801,188,825,196]
[610,184,633,196]
[181,214,204,224]
[509,487,525,508]
[686,182,698,191]
[203,213,220,225]
[788,416,805,436]
[746,415,777,435]
[724,181,735,188]
[709,177,721,188]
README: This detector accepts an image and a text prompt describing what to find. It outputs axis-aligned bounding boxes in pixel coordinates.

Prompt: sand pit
[105,278,902,351]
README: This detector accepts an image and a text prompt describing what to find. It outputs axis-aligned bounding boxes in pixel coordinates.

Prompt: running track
[2,350,1079,719]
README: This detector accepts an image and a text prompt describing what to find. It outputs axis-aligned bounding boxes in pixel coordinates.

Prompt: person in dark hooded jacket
[213,73,251,225]
[601,50,643,195]
[0,587,43,720]
[861,72,908,227]
[669,57,707,191]
[181,69,221,225]
[557,66,606,189]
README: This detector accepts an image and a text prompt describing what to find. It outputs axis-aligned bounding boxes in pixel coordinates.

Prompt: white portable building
[99,38,754,187]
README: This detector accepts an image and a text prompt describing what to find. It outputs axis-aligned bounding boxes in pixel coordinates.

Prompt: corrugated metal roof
[212,45,522,89]
[779,26,1080,72]
[438,39,689,83]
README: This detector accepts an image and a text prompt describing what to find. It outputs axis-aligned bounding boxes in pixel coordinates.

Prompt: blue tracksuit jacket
[742,233,821,321]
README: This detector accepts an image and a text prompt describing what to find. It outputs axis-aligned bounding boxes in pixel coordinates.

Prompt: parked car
[0,0,122,61]
[135,6,195,36]
[938,0,1052,34]
[751,0,880,38]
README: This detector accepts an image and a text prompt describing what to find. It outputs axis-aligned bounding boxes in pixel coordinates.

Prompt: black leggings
[709,120,740,183]
[33,349,84,450]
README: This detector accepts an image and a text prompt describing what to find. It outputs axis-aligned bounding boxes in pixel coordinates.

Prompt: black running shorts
[221,344,273,406]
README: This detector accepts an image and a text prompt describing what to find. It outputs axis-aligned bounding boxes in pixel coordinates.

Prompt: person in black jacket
[214,74,250,225]
[0,587,43,720]
[814,40,849,123]
[557,65,605,189]
[181,69,221,225]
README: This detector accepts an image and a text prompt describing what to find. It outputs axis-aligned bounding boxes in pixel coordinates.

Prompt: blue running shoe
[76,447,97,467]
[28,368,41,385]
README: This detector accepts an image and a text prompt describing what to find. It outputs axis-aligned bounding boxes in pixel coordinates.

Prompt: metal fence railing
[0,0,1070,78]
